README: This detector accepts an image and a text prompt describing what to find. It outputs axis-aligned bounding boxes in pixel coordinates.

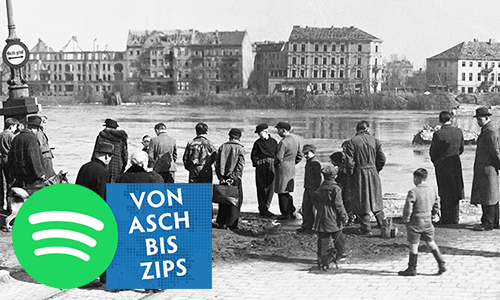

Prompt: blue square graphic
[107,183,212,289]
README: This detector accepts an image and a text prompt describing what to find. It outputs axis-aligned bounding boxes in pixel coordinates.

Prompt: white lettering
[176,259,187,276]
[162,260,174,277]
[154,261,161,278]
[159,237,165,254]
[145,238,158,256]
[167,188,183,206]
[174,211,190,229]
[159,213,172,230]
[146,214,157,232]
[167,236,177,254]
[147,190,165,208]
[130,191,145,209]
[140,262,154,280]
[128,216,145,234]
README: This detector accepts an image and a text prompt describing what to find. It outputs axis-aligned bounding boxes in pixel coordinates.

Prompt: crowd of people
[1,107,499,278]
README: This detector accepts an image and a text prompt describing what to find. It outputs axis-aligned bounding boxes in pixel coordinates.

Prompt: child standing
[399,168,446,276]
[312,164,348,270]
[297,144,322,233]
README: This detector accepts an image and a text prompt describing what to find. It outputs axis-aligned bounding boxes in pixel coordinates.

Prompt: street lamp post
[0,0,41,123]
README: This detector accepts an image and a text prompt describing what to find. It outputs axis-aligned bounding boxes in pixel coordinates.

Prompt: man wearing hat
[76,141,114,287]
[297,144,322,233]
[7,115,46,188]
[214,128,245,229]
[274,121,303,220]
[92,118,128,183]
[251,123,278,218]
[182,122,217,183]
[471,107,500,231]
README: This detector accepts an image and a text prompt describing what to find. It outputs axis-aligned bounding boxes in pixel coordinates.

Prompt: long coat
[429,124,464,222]
[471,121,500,206]
[92,128,128,183]
[75,158,110,201]
[274,135,303,193]
[345,131,386,214]
[7,129,45,185]
[35,129,56,178]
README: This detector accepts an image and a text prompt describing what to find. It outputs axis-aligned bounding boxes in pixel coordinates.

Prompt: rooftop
[127,30,247,47]
[429,39,500,60]
[288,25,381,42]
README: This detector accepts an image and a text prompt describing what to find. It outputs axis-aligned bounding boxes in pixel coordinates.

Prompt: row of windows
[290,56,368,66]
[129,48,240,58]
[32,73,114,81]
[290,69,363,79]
[28,63,113,72]
[291,43,376,53]
[30,52,114,61]
[460,72,500,82]
[459,61,500,68]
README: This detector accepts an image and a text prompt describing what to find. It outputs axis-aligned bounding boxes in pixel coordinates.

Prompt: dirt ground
[0,203,483,283]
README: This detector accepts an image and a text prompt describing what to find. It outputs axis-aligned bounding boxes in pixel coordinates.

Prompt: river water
[42,104,483,214]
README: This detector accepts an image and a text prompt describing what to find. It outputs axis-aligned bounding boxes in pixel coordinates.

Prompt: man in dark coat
[92,118,128,183]
[7,116,45,188]
[430,111,464,224]
[0,118,19,210]
[274,122,303,220]
[214,128,245,229]
[345,120,387,235]
[182,122,217,183]
[117,151,163,183]
[250,123,277,218]
[148,123,177,183]
[76,142,114,287]
[471,107,500,231]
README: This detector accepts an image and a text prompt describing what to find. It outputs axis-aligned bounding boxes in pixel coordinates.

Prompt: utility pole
[0,0,41,123]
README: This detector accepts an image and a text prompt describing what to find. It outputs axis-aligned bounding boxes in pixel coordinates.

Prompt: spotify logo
[12,184,118,289]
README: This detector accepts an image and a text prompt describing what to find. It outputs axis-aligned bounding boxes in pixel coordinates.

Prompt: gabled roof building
[427,39,500,93]
[268,25,383,95]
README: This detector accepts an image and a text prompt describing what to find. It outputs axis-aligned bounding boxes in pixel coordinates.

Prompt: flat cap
[255,123,268,133]
[275,121,291,131]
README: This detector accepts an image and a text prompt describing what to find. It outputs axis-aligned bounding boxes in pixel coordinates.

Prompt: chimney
[489,38,496,44]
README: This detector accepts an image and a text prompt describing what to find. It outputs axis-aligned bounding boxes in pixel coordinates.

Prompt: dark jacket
[116,164,164,183]
[430,124,464,164]
[182,135,217,183]
[471,121,500,205]
[8,129,45,183]
[148,132,177,173]
[92,128,128,183]
[76,158,110,201]
[250,136,277,166]
[215,140,245,181]
[345,131,386,214]
[304,156,322,190]
[312,180,347,232]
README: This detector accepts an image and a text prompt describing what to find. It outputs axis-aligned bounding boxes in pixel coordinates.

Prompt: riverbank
[22,91,500,110]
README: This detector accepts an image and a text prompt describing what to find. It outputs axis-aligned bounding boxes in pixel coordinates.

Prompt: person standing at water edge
[183,122,217,183]
[214,128,245,229]
[297,144,322,233]
[274,121,303,220]
[92,118,128,183]
[35,115,56,179]
[76,142,114,287]
[250,123,277,218]
[141,135,152,153]
[0,118,19,209]
[429,111,464,224]
[345,120,387,235]
[7,116,45,188]
[148,123,177,183]
[471,107,500,231]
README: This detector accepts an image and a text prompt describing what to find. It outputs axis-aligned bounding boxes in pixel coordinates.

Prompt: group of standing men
[0,115,55,210]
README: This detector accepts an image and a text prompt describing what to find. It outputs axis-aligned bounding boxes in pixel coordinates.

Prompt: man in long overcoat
[430,111,464,224]
[0,118,19,209]
[92,118,128,183]
[274,122,303,220]
[148,123,177,183]
[471,107,500,231]
[345,120,387,235]
[7,116,45,188]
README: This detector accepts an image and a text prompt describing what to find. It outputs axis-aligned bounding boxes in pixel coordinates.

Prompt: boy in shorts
[399,168,446,276]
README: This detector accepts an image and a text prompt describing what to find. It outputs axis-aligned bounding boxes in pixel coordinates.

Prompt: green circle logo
[12,183,118,289]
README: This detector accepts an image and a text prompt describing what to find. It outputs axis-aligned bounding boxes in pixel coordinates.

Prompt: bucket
[381,217,394,239]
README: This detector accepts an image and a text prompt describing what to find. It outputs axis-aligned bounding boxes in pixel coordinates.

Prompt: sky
[2,0,500,69]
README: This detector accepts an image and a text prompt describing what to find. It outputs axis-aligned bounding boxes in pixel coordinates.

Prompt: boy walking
[399,168,446,276]
[312,164,348,270]
[297,144,322,233]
